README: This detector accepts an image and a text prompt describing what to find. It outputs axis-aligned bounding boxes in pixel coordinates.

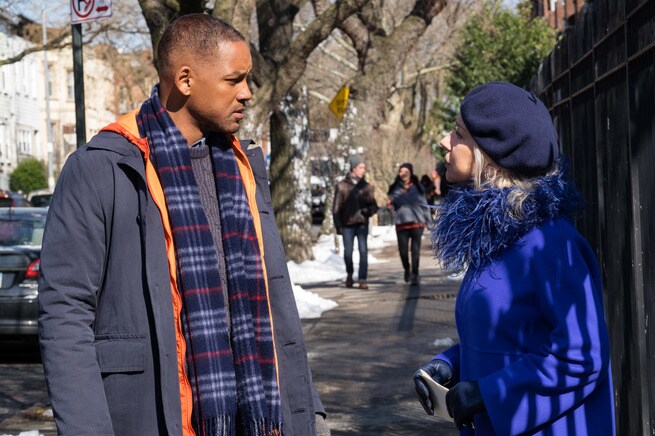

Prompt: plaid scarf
[137,86,282,435]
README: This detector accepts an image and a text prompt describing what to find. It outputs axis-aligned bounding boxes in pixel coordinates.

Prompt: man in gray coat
[38,14,327,436]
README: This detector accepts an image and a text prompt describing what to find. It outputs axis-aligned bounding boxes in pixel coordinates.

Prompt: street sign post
[69,0,111,147]
[70,0,112,24]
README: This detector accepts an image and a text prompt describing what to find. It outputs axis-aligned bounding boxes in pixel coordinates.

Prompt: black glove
[413,358,453,415]
[445,380,486,430]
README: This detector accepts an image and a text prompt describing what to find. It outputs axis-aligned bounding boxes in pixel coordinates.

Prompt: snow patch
[433,337,455,347]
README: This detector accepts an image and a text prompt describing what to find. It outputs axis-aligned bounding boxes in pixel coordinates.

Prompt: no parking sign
[70,0,112,24]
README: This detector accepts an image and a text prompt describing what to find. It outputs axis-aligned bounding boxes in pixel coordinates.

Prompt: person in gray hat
[332,155,378,289]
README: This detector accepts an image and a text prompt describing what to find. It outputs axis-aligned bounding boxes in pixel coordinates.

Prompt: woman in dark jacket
[388,163,431,285]
[412,82,615,435]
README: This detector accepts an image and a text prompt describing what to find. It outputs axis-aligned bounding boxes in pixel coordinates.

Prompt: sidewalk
[301,236,462,435]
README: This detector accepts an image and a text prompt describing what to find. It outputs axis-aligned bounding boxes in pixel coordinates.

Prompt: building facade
[0,10,117,191]
[0,12,44,190]
[42,44,116,174]
[531,0,587,31]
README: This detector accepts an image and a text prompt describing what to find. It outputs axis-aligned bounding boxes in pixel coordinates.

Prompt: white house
[0,9,117,191]
[42,42,116,173]
[0,11,44,190]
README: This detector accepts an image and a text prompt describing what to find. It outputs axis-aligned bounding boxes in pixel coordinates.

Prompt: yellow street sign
[329,85,350,121]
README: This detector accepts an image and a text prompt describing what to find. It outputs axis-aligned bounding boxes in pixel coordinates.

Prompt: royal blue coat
[437,217,615,435]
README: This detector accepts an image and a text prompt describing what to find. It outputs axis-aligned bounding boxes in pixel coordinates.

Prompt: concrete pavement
[301,236,462,435]
[0,231,462,436]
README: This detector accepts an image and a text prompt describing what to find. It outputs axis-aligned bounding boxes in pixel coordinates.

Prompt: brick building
[530,0,587,31]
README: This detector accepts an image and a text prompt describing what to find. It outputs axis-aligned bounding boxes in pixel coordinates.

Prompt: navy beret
[460,82,559,176]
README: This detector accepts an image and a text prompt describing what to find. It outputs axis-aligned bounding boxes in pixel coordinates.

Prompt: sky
[503,0,521,10]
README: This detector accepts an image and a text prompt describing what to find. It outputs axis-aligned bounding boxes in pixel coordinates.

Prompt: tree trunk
[269,87,314,262]
[137,0,204,70]
[339,0,447,202]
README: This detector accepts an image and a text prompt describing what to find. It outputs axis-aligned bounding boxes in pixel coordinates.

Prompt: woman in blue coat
[413,82,615,435]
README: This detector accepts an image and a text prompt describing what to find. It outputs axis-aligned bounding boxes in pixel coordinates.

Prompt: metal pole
[42,7,56,190]
[72,23,86,148]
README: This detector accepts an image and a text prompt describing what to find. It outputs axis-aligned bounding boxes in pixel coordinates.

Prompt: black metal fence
[531,0,654,434]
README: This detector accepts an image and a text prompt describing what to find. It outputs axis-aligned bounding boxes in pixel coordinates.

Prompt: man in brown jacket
[332,155,378,289]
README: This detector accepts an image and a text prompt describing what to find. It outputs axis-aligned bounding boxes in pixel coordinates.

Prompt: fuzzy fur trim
[431,162,583,270]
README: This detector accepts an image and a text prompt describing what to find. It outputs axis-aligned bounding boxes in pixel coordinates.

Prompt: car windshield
[30,194,52,207]
[0,212,46,246]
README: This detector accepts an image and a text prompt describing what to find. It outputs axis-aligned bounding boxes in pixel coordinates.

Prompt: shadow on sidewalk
[302,238,461,435]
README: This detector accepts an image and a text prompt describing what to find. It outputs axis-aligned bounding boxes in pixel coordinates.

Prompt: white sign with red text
[70,0,112,24]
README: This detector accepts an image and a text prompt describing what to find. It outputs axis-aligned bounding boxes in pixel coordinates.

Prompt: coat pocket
[95,334,146,373]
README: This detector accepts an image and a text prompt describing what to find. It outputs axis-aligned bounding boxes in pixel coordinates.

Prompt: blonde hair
[471,145,557,219]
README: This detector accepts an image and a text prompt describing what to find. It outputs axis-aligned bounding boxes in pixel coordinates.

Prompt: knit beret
[349,155,365,170]
[460,82,559,176]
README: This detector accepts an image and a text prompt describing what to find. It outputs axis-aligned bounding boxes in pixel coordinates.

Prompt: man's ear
[174,66,192,96]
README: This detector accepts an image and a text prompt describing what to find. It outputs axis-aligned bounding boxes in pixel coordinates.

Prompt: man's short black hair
[157,13,246,75]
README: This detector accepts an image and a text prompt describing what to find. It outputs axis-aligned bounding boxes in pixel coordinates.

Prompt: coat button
[136,215,142,224]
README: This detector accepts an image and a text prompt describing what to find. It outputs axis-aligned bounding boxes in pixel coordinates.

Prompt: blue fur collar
[431,164,583,270]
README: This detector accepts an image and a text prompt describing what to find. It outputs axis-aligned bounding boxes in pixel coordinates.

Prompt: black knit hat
[460,82,559,176]
[399,162,413,175]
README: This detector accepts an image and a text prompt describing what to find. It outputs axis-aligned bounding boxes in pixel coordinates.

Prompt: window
[18,129,33,155]
[0,124,7,159]
[67,70,74,100]
[47,63,54,98]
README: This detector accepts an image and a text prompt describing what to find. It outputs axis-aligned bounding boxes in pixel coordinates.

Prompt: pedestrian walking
[413,82,615,435]
[433,160,450,199]
[332,155,378,289]
[387,163,431,285]
[419,174,437,206]
[37,14,328,436]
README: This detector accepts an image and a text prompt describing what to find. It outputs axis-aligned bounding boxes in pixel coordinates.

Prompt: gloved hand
[445,380,486,430]
[413,358,453,415]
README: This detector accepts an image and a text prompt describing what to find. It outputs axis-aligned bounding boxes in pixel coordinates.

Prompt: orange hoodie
[101,110,276,436]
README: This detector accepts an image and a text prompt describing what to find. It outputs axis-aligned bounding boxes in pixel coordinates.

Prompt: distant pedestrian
[413,82,615,435]
[433,160,450,199]
[419,174,437,206]
[332,155,378,289]
[387,163,431,285]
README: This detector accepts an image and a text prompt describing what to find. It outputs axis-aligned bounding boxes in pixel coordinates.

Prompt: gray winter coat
[38,131,323,435]
[388,182,431,226]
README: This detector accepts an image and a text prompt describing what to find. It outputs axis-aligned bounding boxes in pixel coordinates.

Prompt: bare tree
[302,0,476,218]
[134,0,372,262]
[0,0,153,67]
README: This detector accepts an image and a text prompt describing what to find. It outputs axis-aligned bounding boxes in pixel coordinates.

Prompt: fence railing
[531,0,654,434]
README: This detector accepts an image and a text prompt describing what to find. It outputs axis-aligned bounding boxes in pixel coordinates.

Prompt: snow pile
[289,226,396,319]
[292,284,338,319]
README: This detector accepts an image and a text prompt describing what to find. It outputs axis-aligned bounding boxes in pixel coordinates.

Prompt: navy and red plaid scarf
[137,86,282,435]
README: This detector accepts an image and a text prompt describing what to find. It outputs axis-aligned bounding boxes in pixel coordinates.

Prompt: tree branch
[410,0,448,25]
[137,0,179,69]
[271,0,371,104]
[212,0,235,22]
[232,0,256,37]
[316,40,358,71]
[0,29,71,67]
[312,0,369,67]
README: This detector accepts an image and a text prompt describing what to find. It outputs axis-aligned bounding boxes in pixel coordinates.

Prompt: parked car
[27,188,53,207]
[310,175,327,225]
[0,208,47,340]
[0,190,31,207]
